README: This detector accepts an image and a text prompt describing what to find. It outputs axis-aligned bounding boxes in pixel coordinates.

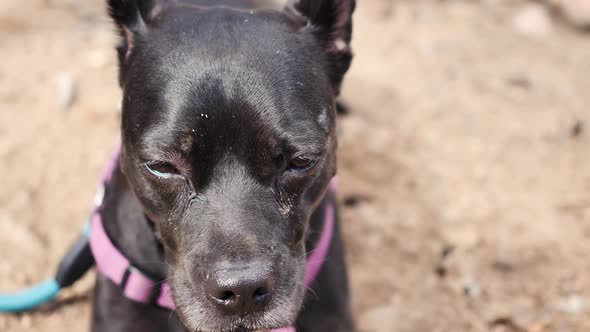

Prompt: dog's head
[108,0,354,330]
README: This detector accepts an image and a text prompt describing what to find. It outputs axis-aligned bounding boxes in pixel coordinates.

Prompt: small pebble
[507,75,532,89]
[571,120,584,138]
[492,259,513,273]
[489,316,521,331]
[54,71,76,111]
[343,194,371,208]
[557,295,585,314]
[435,264,447,278]
[461,275,481,299]
[513,3,553,37]
[441,244,455,259]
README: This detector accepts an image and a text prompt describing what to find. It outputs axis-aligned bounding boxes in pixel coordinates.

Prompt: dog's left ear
[108,0,173,85]
[286,0,355,95]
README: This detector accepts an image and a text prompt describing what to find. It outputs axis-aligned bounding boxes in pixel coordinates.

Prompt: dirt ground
[1,0,589,331]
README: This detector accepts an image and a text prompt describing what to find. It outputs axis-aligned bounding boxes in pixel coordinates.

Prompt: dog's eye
[287,157,317,172]
[145,161,180,178]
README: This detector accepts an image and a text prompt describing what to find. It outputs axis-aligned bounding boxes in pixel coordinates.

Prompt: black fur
[288,0,355,94]
[93,1,355,331]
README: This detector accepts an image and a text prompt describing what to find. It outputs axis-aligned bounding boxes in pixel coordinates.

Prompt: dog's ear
[108,0,172,84]
[286,0,355,95]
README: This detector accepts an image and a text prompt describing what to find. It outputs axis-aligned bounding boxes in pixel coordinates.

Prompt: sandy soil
[1,0,589,331]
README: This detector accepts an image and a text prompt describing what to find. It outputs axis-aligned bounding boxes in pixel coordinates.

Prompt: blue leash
[0,280,61,313]
[0,225,94,313]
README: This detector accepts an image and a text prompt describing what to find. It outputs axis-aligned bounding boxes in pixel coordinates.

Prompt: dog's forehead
[146,6,313,65]
[138,75,330,155]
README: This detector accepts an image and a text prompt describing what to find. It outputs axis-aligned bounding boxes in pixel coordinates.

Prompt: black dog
[92,1,355,331]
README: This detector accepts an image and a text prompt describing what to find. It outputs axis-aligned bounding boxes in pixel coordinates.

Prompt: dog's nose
[206,263,274,315]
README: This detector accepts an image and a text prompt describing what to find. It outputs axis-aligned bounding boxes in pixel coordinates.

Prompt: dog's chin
[173,286,305,332]
[176,303,300,332]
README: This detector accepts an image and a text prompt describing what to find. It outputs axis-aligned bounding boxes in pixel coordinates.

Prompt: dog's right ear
[108,0,170,84]
[285,0,355,95]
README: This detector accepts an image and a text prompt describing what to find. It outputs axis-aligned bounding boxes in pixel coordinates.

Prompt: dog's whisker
[153,276,174,287]
[168,307,177,322]
[305,247,320,255]
[305,285,319,300]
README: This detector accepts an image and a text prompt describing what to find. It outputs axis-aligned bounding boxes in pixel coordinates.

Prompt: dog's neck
[101,164,331,281]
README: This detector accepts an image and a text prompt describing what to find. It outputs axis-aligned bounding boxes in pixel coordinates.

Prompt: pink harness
[88,146,335,332]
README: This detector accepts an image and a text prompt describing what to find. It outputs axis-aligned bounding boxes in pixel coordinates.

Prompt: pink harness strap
[89,146,335,331]
[305,200,334,286]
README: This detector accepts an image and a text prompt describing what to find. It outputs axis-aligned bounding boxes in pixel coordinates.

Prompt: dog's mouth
[221,317,293,332]
[177,311,297,332]
[174,294,301,332]
[225,323,289,332]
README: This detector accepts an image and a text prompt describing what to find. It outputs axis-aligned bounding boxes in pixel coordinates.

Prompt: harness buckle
[119,265,163,305]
